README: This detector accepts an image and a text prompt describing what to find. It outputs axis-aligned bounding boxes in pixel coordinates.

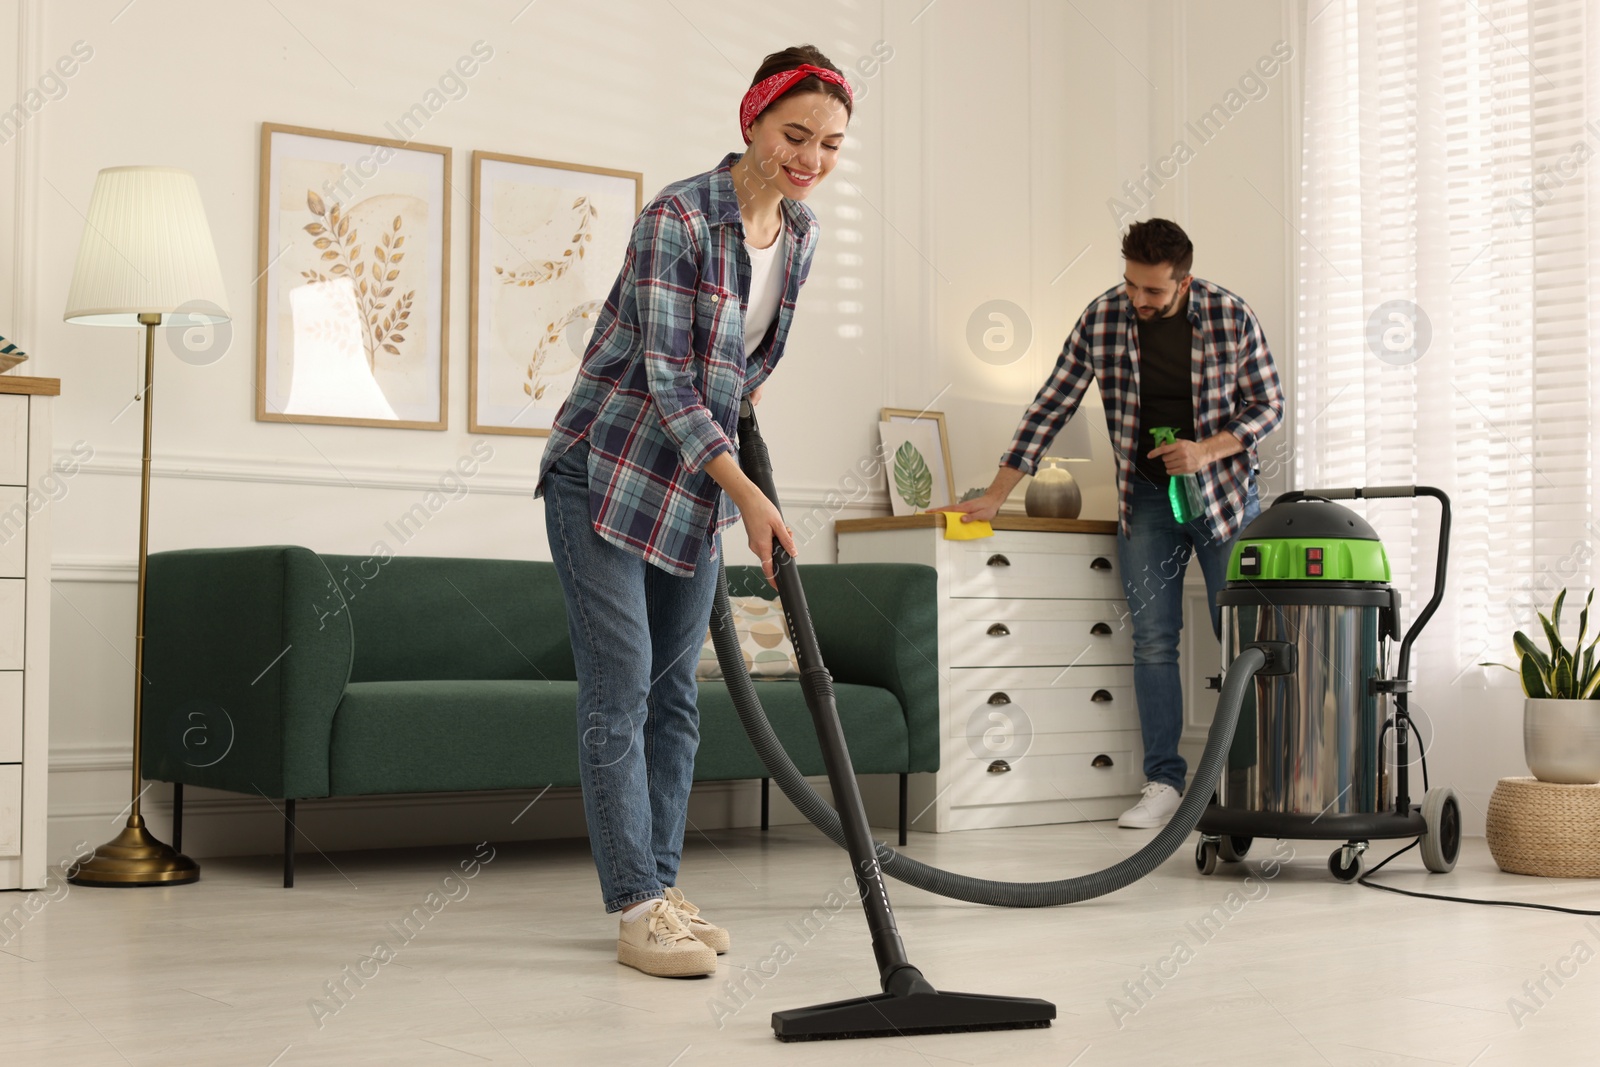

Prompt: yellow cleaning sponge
[941,510,994,540]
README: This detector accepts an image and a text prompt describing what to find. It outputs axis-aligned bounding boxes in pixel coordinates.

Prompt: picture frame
[255,122,452,430]
[880,407,956,507]
[468,151,643,436]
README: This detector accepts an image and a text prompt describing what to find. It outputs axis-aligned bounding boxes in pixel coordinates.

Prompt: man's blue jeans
[543,441,720,913]
[1115,477,1259,793]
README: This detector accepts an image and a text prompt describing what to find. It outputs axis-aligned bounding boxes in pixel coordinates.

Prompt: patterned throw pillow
[697,596,801,681]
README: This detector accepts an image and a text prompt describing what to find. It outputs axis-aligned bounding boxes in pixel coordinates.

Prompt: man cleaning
[942,218,1283,828]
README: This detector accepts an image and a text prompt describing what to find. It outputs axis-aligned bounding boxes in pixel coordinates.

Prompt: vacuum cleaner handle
[1396,486,1451,682]
[1310,485,1416,500]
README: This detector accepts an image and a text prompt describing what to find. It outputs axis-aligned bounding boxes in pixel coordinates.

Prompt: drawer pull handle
[987,623,1011,637]
[1090,556,1113,571]
[986,554,1011,568]
[987,759,1012,774]
[1091,689,1114,703]
[1091,754,1114,769]
[987,692,1011,705]
[1090,622,1113,636]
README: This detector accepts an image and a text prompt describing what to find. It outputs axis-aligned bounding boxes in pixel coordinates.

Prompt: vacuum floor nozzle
[773,986,1056,1042]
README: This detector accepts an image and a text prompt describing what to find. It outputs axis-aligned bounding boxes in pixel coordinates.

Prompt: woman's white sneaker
[616,898,717,977]
[663,887,729,954]
[1117,782,1182,828]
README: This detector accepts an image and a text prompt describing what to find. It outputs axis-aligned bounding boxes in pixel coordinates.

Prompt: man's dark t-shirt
[1134,311,1195,485]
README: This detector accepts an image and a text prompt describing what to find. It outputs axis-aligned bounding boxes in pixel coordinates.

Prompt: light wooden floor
[2,820,1596,1066]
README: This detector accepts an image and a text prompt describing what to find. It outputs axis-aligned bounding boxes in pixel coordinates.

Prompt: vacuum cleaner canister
[1216,496,1400,818]
[1199,488,1461,882]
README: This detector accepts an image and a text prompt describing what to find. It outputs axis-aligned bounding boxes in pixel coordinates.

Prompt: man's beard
[1135,282,1186,317]
[1139,294,1179,317]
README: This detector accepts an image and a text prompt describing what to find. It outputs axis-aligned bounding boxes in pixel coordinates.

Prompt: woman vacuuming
[535,47,851,978]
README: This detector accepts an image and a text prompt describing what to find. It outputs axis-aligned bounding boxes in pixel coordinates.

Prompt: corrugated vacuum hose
[715,399,1267,913]
[711,566,1265,907]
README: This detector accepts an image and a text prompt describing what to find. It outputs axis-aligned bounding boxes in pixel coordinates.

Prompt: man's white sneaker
[1117,782,1182,828]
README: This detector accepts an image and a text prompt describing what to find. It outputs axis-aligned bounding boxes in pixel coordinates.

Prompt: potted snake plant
[1483,588,1600,784]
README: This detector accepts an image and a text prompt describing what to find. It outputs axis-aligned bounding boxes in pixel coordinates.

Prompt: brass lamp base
[69,816,200,887]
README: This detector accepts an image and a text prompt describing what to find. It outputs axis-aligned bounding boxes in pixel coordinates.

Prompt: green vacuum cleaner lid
[1227,496,1392,583]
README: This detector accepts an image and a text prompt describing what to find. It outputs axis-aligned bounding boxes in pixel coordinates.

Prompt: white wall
[0,0,26,344]
[0,0,1306,864]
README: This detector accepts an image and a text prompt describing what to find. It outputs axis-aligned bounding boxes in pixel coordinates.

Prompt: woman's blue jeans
[1115,477,1259,793]
[543,441,721,913]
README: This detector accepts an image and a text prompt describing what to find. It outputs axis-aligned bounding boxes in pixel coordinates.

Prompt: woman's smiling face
[743,90,849,200]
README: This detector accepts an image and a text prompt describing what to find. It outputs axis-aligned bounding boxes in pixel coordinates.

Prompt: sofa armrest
[140,546,353,798]
[726,563,940,774]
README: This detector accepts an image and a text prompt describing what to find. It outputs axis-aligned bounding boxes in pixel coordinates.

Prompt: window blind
[1296,0,1597,687]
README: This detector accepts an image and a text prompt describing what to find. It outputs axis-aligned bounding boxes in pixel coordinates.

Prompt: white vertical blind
[1296,0,1597,684]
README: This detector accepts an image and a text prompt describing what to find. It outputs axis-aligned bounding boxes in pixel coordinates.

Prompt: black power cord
[1363,735,1600,921]
[1358,839,1600,916]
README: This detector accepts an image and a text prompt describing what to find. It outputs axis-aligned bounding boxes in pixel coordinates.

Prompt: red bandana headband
[739,63,853,144]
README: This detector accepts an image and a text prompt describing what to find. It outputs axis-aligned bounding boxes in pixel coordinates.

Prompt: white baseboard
[50,779,752,864]
[47,745,909,865]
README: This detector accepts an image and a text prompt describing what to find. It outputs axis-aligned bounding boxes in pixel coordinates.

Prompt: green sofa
[138,546,939,885]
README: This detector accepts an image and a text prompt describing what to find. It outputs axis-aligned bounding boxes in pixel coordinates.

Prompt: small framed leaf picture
[879,408,955,515]
[468,151,643,435]
[255,122,452,429]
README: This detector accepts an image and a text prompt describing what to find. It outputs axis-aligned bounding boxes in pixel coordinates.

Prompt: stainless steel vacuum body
[1220,600,1390,816]
[1195,487,1462,881]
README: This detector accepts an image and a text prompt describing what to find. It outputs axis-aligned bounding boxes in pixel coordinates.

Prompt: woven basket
[1485,777,1600,878]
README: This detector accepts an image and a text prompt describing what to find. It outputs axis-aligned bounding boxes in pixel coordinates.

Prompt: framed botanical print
[256,122,451,429]
[880,407,956,510]
[468,151,642,436]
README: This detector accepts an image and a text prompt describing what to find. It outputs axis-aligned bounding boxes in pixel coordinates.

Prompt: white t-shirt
[743,230,786,357]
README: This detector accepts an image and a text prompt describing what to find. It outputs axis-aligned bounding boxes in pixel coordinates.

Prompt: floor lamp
[63,166,230,886]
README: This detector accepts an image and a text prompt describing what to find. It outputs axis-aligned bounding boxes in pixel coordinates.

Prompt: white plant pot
[1524,698,1600,784]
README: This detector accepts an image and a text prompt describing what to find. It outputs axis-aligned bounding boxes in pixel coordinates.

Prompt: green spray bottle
[1148,426,1204,524]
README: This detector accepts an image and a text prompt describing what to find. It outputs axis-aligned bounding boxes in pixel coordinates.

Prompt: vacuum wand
[736,401,914,988]
[734,400,1056,1041]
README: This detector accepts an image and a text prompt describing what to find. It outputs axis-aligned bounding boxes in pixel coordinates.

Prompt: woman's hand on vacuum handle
[736,487,794,586]
[704,451,794,587]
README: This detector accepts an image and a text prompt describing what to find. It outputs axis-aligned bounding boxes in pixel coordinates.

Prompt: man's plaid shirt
[536,153,817,577]
[1002,277,1283,541]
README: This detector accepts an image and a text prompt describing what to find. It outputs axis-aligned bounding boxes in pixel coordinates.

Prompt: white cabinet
[0,379,57,890]
[837,515,1144,832]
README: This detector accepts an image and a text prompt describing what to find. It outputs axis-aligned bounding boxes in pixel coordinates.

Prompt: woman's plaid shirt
[1002,278,1283,541]
[536,153,817,577]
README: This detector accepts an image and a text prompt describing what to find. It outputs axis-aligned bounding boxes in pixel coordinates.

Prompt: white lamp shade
[63,166,230,327]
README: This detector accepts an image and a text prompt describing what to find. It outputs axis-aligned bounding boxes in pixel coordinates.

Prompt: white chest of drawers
[0,377,58,890]
[837,514,1144,832]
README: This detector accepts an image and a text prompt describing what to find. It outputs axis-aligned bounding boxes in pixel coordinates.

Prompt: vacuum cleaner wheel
[1328,843,1366,882]
[1421,786,1462,873]
[1218,835,1253,863]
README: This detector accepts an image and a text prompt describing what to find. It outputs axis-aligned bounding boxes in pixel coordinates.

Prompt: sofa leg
[172,782,184,854]
[283,799,296,889]
[899,773,908,847]
[760,778,769,832]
